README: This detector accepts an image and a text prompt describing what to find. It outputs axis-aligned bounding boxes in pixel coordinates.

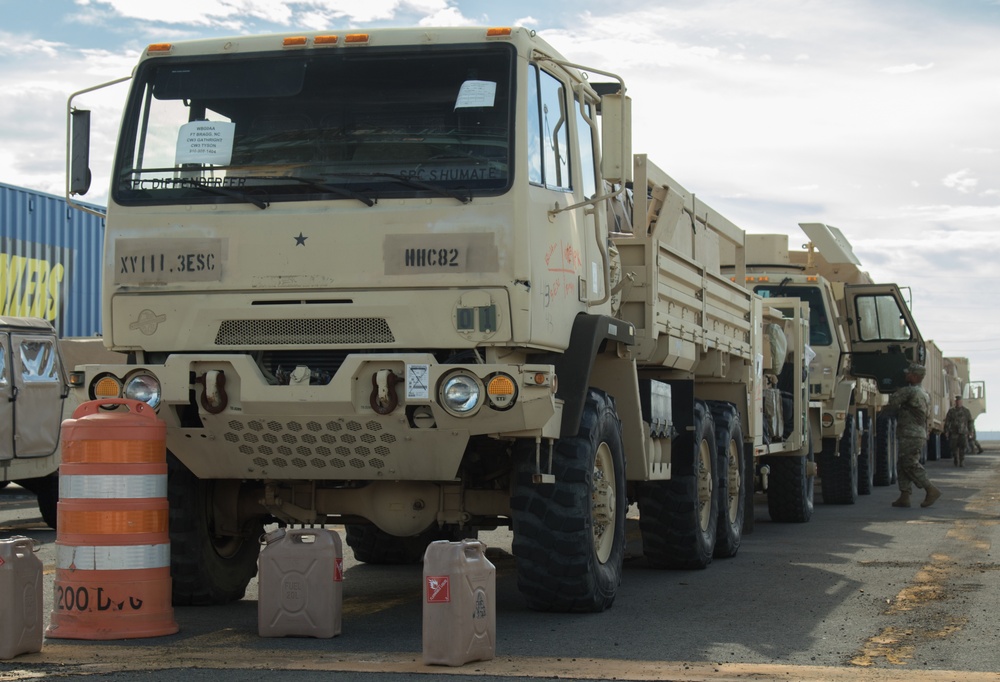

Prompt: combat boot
[891,492,911,508]
[921,485,941,508]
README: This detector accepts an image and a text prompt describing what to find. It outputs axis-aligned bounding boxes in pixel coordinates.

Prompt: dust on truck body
[68,26,793,611]
[737,223,925,504]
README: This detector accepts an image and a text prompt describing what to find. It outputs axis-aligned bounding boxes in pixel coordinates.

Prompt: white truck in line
[65,27,908,611]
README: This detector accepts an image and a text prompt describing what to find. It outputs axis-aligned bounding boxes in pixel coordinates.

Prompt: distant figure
[884,363,941,508]
[944,396,974,467]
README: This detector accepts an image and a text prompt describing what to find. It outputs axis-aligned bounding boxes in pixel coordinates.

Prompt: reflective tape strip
[59,474,167,499]
[62,440,164,464]
[59,508,168,536]
[56,543,170,571]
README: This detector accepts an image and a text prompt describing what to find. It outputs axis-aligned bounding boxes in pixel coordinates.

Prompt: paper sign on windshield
[455,80,497,109]
[175,121,236,165]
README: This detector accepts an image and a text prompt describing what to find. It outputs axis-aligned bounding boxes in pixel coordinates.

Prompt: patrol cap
[906,362,926,377]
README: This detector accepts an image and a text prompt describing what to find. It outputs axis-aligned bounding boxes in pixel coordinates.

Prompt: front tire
[764,449,814,523]
[873,414,896,486]
[16,475,58,529]
[819,418,859,505]
[168,453,262,605]
[510,388,626,612]
[858,413,875,495]
[638,400,718,569]
[709,402,744,558]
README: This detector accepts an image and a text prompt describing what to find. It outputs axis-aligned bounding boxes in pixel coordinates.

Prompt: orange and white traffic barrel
[46,399,178,640]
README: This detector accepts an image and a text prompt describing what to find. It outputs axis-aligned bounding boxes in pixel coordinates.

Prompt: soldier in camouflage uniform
[944,396,974,467]
[884,362,941,508]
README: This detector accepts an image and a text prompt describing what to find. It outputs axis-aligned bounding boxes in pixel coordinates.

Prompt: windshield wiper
[188,181,270,210]
[284,176,375,207]
[366,173,472,205]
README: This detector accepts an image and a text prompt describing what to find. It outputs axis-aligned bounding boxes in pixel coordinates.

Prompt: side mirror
[599,93,632,184]
[69,108,92,196]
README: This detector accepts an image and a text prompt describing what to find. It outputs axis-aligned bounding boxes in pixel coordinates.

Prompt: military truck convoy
[731,223,986,499]
[59,26,982,612]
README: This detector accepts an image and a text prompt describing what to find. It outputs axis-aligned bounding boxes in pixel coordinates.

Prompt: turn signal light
[486,374,517,410]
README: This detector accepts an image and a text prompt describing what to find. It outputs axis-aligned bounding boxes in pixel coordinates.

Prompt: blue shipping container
[0,181,105,337]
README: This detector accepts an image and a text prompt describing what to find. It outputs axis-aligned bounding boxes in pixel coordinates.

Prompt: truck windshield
[112,43,515,207]
[755,284,833,347]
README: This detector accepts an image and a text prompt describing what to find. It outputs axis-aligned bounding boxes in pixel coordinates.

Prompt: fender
[554,314,634,437]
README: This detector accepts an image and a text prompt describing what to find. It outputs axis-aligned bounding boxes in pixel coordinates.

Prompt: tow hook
[195,369,228,414]
[370,369,400,415]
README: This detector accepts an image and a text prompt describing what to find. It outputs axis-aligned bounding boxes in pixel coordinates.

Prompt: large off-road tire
[819,418,859,505]
[873,414,896,486]
[742,446,756,535]
[709,402,744,559]
[764,445,814,524]
[930,433,944,461]
[638,400,718,570]
[168,453,262,605]
[346,524,476,564]
[510,388,625,612]
[858,414,875,495]
[16,475,59,529]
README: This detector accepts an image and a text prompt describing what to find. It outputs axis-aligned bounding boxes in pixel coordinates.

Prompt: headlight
[123,371,162,409]
[439,372,482,417]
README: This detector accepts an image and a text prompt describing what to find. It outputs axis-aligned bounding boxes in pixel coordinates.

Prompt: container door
[0,334,12,461]
[844,284,925,393]
[11,333,66,457]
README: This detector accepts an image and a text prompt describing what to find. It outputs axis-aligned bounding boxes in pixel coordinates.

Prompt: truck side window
[574,95,597,198]
[527,65,571,191]
[855,294,912,342]
[0,343,7,387]
[19,340,59,383]
[755,284,832,346]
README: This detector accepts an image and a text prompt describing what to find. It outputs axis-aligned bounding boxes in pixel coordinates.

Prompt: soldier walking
[884,363,941,508]
[944,396,974,467]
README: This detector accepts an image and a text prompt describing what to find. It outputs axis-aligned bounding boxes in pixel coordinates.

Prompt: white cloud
[880,62,934,75]
[942,169,979,194]
[76,0,458,28]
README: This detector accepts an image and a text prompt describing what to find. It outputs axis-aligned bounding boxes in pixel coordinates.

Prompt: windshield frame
[112,42,517,208]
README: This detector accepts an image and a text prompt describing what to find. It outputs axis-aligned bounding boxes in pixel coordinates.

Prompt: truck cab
[0,316,69,527]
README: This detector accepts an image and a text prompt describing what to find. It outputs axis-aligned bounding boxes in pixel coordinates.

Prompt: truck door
[964,380,987,419]
[11,332,66,457]
[844,284,925,393]
[0,333,12,461]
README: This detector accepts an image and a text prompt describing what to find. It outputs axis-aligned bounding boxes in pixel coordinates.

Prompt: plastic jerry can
[0,536,43,659]
[258,528,343,638]
[422,539,495,666]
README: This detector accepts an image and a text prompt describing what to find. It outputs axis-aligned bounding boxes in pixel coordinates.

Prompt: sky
[2,0,999,429]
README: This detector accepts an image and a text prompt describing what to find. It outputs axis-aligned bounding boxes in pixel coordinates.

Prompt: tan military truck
[738,223,925,505]
[923,340,950,461]
[66,26,828,612]
[0,316,69,527]
[938,356,987,459]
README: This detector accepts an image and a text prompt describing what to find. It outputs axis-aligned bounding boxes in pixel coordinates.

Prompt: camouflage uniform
[884,363,940,507]
[944,400,974,466]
